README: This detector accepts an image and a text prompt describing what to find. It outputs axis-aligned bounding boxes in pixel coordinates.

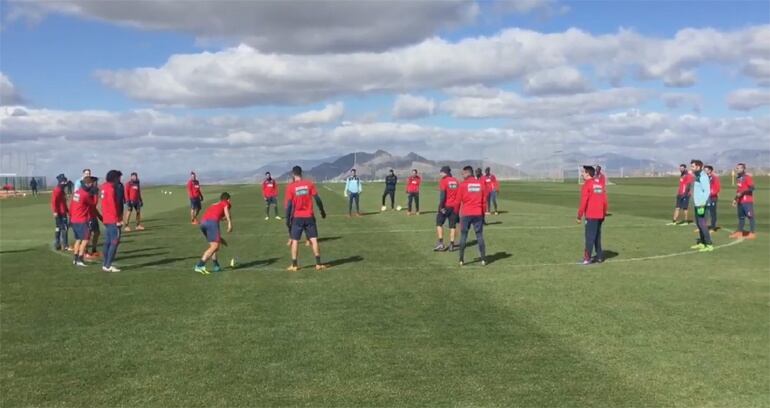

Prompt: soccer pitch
[1,178,768,407]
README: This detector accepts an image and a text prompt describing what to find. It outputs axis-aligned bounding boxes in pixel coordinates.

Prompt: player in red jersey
[69,177,97,267]
[262,172,281,221]
[457,166,487,266]
[704,165,721,231]
[187,172,204,224]
[51,174,71,251]
[194,192,233,274]
[123,172,144,231]
[667,164,693,225]
[595,165,607,187]
[100,170,124,272]
[730,163,757,239]
[578,166,608,265]
[285,166,328,271]
[406,169,421,215]
[434,166,460,252]
[483,167,499,215]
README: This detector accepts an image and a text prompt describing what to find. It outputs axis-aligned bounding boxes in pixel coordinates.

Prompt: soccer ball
[396,206,402,211]
[229,258,238,268]
[169,191,173,195]
[381,205,387,211]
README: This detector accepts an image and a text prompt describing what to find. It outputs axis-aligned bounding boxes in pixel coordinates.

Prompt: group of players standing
[49,160,757,273]
[50,169,144,272]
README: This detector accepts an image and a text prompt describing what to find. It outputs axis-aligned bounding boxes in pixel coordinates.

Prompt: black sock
[292,259,298,267]
[315,256,321,265]
[213,260,220,267]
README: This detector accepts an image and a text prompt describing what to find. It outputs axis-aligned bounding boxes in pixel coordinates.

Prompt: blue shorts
[265,196,278,205]
[88,218,100,232]
[200,220,221,243]
[72,223,91,241]
[676,195,690,210]
[290,217,318,241]
[738,203,754,218]
[436,207,459,228]
[127,200,142,211]
[190,198,202,210]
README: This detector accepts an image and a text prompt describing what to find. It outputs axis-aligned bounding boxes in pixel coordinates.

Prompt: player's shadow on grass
[359,212,379,216]
[318,236,341,242]
[420,210,437,215]
[239,257,280,268]
[603,250,619,259]
[326,255,364,267]
[485,251,512,264]
[119,251,170,260]
[120,246,167,255]
[485,221,503,225]
[0,248,35,254]
[127,256,199,269]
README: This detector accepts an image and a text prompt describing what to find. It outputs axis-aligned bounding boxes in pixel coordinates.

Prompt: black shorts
[190,198,202,210]
[290,217,318,241]
[675,195,690,210]
[127,200,142,211]
[88,218,100,232]
[436,207,458,228]
[460,216,484,234]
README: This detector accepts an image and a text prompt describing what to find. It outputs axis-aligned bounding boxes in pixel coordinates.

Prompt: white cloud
[8,0,478,53]
[392,94,436,119]
[290,102,345,125]
[441,87,655,118]
[662,93,702,112]
[94,25,770,108]
[726,88,770,111]
[0,73,24,105]
[523,66,590,95]
[4,104,767,180]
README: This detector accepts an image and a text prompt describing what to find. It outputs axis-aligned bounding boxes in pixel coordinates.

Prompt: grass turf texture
[1,177,768,407]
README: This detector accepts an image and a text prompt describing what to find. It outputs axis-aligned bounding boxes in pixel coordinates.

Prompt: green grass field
[1,177,768,407]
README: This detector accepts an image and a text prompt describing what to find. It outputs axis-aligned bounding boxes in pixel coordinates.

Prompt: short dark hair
[350,168,356,172]
[220,192,231,200]
[679,164,686,168]
[82,168,91,173]
[704,165,714,171]
[105,170,122,183]
[292,166,302,176]
[130,172,138,177]
[690,159,703,167]
[82,176,95,184]
[583,165,596,177]
[265,171,271,176]
[737,162,746,167]
[412,169,418,173]
[463,165,474,173]
[485,167,490,172]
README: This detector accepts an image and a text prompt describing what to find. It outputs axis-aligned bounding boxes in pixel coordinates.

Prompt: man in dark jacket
[381,169,398,211]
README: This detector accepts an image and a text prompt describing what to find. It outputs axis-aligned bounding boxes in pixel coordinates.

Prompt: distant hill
[280,150,523,181]
[708,149,770,173]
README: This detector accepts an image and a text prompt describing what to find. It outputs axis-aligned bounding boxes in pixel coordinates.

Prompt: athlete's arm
[439,190,447,213]
[285,201,293,228]
[224,206,232,232]
[314,195,327,219]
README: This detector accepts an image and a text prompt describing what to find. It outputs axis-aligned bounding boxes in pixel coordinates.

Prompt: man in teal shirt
[690,159,713,252]
[344,169,363,217]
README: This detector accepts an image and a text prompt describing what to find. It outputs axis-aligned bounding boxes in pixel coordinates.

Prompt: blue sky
[1,0,768,179]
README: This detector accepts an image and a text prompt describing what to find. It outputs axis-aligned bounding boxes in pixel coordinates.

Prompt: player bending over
[194,192,233,274]
[457,166,487,266]
[434,166,460,252]
[577,166,608,265]
[730,163,757,240]
[69,176,97,267]
[123,172,144,231]
[285,166,328,271]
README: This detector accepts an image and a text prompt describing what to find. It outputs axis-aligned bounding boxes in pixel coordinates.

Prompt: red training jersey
[457,176,487,216]
[406,175,421,193]
[596,173,606,188]
[202,200,231,222]
[578,178,608,220]
[69,187,96,223]
[262,178,278,198]
[439,176,460,210]
[187,180,203,199]
[709,174,721,198]
[51,184,68,215]
[125,180,142,201]
[677,173,693,196]
[285,180,318,218]
[100,182,121,224]
[483,173,498,192]
[736,174,754,204]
